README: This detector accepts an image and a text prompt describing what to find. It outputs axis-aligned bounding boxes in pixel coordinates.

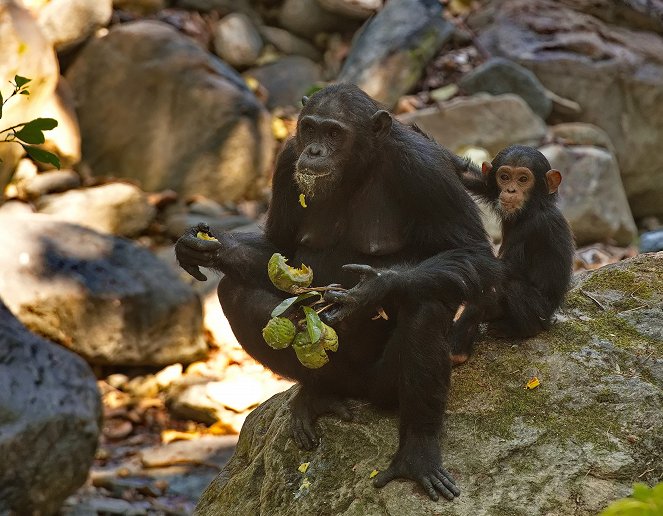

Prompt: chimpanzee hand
[175,223,223,281]
[373,435,460,501]
[322,264,398,325]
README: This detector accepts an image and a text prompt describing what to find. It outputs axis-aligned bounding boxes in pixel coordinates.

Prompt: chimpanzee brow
[299,115,348,132]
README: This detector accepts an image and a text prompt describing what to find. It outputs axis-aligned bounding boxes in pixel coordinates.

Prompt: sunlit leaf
[299,193,307,208]
[270,292,319,318]
[369,469,379,479]
[525,377,540,390]
[14,75,30,88]
[298,462,310,473]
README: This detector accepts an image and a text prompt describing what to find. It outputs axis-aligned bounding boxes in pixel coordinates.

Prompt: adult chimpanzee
[450,145,574,364]
[175,84,498,501]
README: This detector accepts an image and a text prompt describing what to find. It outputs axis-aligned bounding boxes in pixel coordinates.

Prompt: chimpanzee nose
[308,144,323,157]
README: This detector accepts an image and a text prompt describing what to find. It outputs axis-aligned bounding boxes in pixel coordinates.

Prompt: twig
[638,467,655,478]
[580,289,606,310]
[315,303,335,315]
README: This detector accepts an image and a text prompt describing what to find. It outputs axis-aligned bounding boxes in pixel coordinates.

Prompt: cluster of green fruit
[262,253,339,369]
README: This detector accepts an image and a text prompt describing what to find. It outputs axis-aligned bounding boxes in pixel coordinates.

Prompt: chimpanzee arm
[175,139,300,286]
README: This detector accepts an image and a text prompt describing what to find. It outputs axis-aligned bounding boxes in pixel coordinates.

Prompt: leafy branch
[0,75,61,169]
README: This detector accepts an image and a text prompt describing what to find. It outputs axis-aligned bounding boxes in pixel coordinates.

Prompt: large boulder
[541,142,637,246]
[475,0,663,218]
[0,0,59,190]
[65,21,274,204]
[0,299,101,515]
[0,213,207,365]
[337,0,454,109]
[399,94,547,155]
[278,0,358,40]
[24,0,113,51]
[212,12,263,69]
[196,253,663,515]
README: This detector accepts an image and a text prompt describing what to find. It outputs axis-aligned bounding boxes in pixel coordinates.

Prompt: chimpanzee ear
[301,96,309,106]
[371,110,392,138]
[481,162,493,176]
[546,169,562,194]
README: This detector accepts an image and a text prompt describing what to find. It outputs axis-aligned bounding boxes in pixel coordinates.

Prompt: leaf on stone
[525,377,540,390]
[298,462,310,473]
[303,306,323,344]
[299,193,307,208]
[20,144,61,169]
[270,292,319,318]
[369,469,379,479]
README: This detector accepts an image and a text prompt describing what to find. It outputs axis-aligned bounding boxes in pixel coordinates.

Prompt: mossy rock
[196,253,663,515]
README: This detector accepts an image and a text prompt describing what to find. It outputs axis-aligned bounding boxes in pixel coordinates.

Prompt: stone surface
[245,56,322,110]
[459,57,552,119]
[278,0,358,40]
[317,0,382,19]
[399,94,547,155]
[66,21,274,204]
[212,13,263,69]
[196,253,663,515]
[476,0,663,217]
[28,0,113,51]
[338,0,453,109]
[38,78,82,170]
[0,0,59,190]
[259,26,322,61]
[548,122,614,152]
[0,299,101,515]
[113,0,166,15]
[541,144,637,246]
[0,214,206,365]
[140,435,238,469]
[640,230,663,253]
[35,182,156,237]
[19,169,81,200]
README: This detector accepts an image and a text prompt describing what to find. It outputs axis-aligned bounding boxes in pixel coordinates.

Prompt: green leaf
[0,90,3,118]
[14,75,30,88]
[303,306,323,344]
[29,118,58,130]
[271,292,320,318]
[19,90,30,95]
[14,118,58,144]
[20,144,61,169]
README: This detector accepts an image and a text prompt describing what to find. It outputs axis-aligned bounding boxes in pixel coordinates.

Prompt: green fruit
[293,331,329,369]
[320,323,338,352]
[262,317,296,349]
[268,253,313,293]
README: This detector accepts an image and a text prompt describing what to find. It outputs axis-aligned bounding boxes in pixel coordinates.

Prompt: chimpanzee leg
[486,280,550,338]
[218,275,353,450]
[370,301,461,501]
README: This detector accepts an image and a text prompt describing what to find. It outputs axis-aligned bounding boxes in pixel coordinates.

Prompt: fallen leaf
[300,478,311,490]
[298,462,310,473]
[525,377,540,390]
[299,193,307,208]
[369,469,379,479]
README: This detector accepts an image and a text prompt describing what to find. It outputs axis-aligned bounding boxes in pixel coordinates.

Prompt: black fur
[451,145,575,360]
[176,84,499,501]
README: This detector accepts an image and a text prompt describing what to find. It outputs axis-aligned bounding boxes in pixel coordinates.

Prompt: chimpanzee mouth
[297,168,332,177]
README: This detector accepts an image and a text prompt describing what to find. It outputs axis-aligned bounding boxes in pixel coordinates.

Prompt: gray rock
[259,26,322,61]
[29,0,113,51]
[541,144,637,246]
[338,0,453,109]
[245,56,322,110]
[113,0,167,15]
[278,0,358,40]
[35,183,156,237]
[559,0,663,34]
[548,123,614,152]
[0,299,101,515]
[640,230,663,253]
[317,0,382,19]
[0,2,59,190]
[195,253,663,515]
[0,199,34,217]
[399,94,547,155]
[0,214,206,366]
[173,0,251,12]
[66,21,274,204]
[477,0,663,217]
[212,13,263,69]
[459,57,552,119]
[20,169,81,200]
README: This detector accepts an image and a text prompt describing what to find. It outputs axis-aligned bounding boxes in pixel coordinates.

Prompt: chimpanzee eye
[518,176,529,183]
[328,129,339,139]
[500,174,510,182]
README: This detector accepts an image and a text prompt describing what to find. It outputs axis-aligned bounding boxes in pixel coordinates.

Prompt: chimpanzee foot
[290,387,353,450]
[373,436,460,501]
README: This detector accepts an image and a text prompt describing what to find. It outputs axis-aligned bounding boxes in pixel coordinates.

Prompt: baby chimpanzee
[450,145,575,364]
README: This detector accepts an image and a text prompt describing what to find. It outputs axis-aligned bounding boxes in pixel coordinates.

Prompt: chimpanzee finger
[181,263,208,281]
[430,476,454,501]
[187,222,211,236]
[373,467,398,488]
[181,235,223,252]
[324,290,353,304]
[341,264,378,278]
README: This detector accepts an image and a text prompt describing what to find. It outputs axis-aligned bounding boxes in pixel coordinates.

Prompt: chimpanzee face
[494,165,535,217]
[294,113,354,199]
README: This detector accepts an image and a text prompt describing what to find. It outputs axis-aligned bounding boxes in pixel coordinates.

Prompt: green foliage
[270,292,320,318]
[601,483,663,516]
[0,75,60,169]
